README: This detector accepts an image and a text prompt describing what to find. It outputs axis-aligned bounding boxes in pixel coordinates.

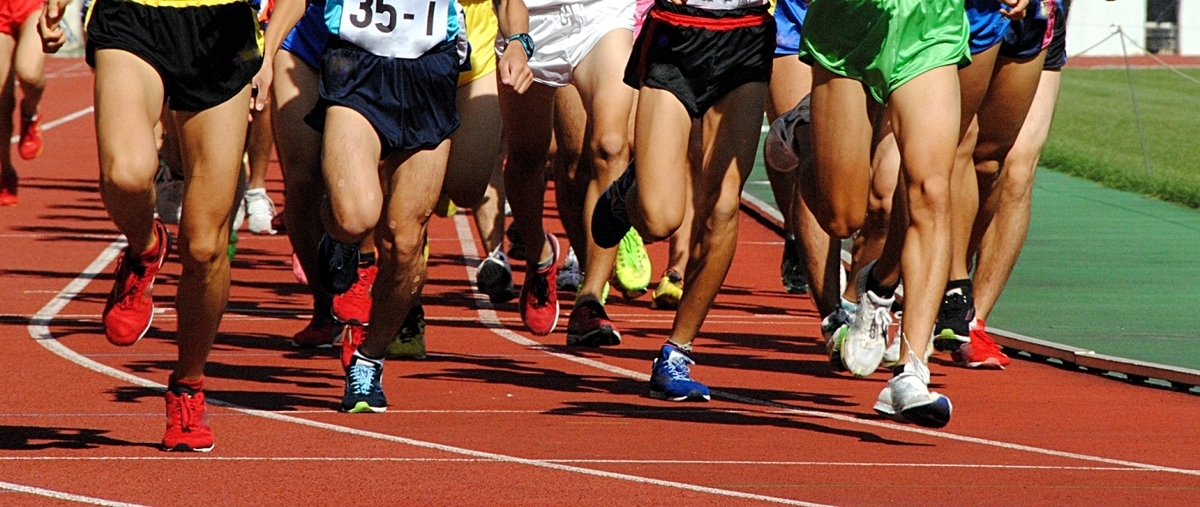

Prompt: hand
[1000,0,1029,21]
[498,44,533,94]
[250,61,273,112]
[39,0,71,54]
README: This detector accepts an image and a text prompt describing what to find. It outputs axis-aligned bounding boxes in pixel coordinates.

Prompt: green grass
[1043,68,1200,208]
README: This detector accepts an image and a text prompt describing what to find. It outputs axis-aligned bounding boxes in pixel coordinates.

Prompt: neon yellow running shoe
[651,269,683,309]
[386,304,427,360]
[614,228,651,298]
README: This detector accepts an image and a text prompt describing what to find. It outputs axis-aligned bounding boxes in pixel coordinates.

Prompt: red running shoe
[290,314,340,348]
[952,318,1012,369]
[341,322,366,370]
[0,171,16,207]
[566,297,621,346]
[18,115,42,161]
[519,234,560,336]
[162,379,214,452]
[103,221,170,346]
[333,262,376,324]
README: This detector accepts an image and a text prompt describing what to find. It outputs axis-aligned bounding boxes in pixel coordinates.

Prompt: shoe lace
[662,353,696,382]
[344,267,372,300]
[939,292,972,322]
[869,303,893,343]
[247,192,276,216]
[348,363,376,396]
[169,392,203,432]
[112,253,153,310]
[329,242,357,272]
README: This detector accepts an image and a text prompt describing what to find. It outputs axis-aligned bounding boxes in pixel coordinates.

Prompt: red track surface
[2,59,1199,506]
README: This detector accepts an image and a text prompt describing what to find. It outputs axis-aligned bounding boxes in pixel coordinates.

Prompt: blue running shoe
[591,160,635,249]
[649,344,710,402]
[341,352,387,413]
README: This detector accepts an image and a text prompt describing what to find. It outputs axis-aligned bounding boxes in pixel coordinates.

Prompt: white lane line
[449,215,1200,478]
[0,480,146,507]
[0,457,1152,471]
[27,240,828,506]
[9,106,94,144]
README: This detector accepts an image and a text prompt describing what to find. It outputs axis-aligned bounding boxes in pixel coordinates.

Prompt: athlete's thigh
[322,105,384,214]
[386,142,451,228]
[572,28,635,145]
[175,86,252,236]
[974,52,1046,170]
[14,11,44,82]
[93,50,165,178]
[444,72,501,207]
[806,65,874,230]
[766,56,812,122]
[498,81,557,163]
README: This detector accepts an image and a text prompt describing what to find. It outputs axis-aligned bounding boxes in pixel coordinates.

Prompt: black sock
[359,251,376,267]
[865,268,897,299]
[890,364,905,377]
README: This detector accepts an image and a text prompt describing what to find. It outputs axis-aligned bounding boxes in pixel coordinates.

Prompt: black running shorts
[85,0,262,112]
[625,0,775,118]
[306,39,461,154]
[1042,2,1067,71]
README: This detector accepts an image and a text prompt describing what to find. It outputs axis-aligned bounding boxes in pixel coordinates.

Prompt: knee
[636,197,684,242]
[101,152,157,194]
[907,175,951,221]
[178,231,226,269]
[15,66,44,90]
[378,223,427,269]
[1002,165,1037,203]
[327,197,380,240]
[506,144,548,175]
[590,131,629,168]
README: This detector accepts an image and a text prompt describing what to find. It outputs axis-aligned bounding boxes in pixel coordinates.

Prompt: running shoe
[556,247,582,292]
[386,304,428,360]
[477,247,517,303]
[566,297,621,346]
[883,334,934,367]
[341,351,387,413]
[434,192,457,217]
[839,261,894,377]
[271,212,287,234]
[519,234,561,336]
[340,322,366,370]
[651,269,684,310]
[103,220,170,346]
[317,235,360,295]
[951,318,1011,369]
[17,114,43,161]
[154,160,184,224]
[333,261,377,325]
[244,188,278,235]
[822,306,852,372]
[227,230,238,261]
[591,160,635,249]
[763,95,811,173]
[162,379,214,452]
[614,228,651,298]
[0,171,17,207]
[933,282,974,353]
[506,227,525,261]
[873,349,953,428]
[231,176,247,232]
[291,314,341,348]
[649,343,710,402]
[781,236,810,294]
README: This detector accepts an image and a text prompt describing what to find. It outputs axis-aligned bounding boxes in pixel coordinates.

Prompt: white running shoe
[244,188,278,235]
[873,348,953,428]
[556,247,583,291]
[763,94,812,173]
[840,260,894,377]
[154,161,184,225]
[476,248,517,304]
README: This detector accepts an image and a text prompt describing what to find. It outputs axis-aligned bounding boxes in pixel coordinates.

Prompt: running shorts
[458,0,497,86]
[501,0,635,87]
[773,0,807,57]
[306,39,460,154]
[625,0,775,118]
[0,0,40,36]
[281,2,328,70]
[85,0,262,112]
[999,0,1065,61]
[1042,0,1067,70]
[634,0,653,39]
[799,0,969,104]
[967,0,1008,55]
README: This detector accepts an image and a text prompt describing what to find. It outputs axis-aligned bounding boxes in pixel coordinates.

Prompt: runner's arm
[495,0,533,94]
[39,0,71,53]
[251,0,308,110]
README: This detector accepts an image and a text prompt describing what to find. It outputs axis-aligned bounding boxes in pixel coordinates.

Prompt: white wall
[1181,0,1200,55]
[1066,0,1148,56]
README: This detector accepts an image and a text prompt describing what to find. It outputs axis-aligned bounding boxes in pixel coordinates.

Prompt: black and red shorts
[85,0,262,111]
[625,0,775,118]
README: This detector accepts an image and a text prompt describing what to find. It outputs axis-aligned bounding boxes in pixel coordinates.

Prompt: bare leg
[499,82,557,268]
[14,12,45,120]
[947,45,999,281]
[473,161,508,253]
[445,72,502,208]
[551,84,590,266]
[630,87,691,241]
[0,33,17,177]
[973,69,1060,321]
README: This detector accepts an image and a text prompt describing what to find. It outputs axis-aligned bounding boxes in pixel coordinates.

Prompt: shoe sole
[960,358,1006,369]
[164,442,214,452]
[109,311,155,348]
[651,292,680,310]
[478,261,517,303]
[342,401,387,413]
[899,395,953,428]
[933,329,969,352]
[649,389,710,402]
[566,327,622,347]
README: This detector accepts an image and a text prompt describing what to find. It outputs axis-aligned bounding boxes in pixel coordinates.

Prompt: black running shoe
[591,160,635,249]
[781,236,810,294]
[933,281,974,352]
[506,227,525,262]
[317,234,360,295]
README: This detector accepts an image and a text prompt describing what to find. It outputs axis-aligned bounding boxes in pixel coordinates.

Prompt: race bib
[338,0,451,58]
